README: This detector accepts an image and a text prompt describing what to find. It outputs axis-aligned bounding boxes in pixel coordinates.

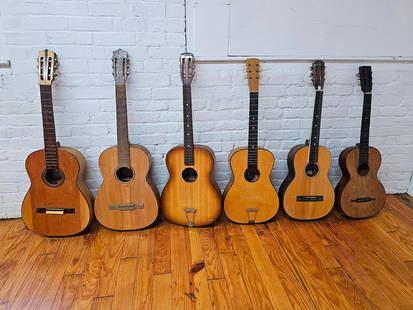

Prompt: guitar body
[161,145,222,226]
[22,147,94,236]
[223,147,279,223]
[94,145,159,230]
[281,145,334,220]
[336,146,385,218]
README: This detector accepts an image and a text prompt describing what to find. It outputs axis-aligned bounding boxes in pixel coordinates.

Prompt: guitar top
[21,50,94,236]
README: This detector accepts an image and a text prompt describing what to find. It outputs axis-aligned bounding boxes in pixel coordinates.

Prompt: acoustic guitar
[223,58,279,224]
[21,50,94,236]
[94,49,159,230]
[335,66,385,218]
[161,53,222,227]
[279,60,334,220]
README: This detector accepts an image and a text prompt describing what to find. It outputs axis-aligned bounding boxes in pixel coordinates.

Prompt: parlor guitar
[94,49,159,230]
[335,66,385,218]
[223,58,279,224]
[22,50,94,236]
[279,60,334,220]
[161,53,222,227]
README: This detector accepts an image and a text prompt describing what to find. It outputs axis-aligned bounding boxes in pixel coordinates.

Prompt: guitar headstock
[311,60,325,90]
[246,58,260,92]
[37,50,58,86]
[112,49,130,85]
[359,66,372,93]
[180,53,195,86]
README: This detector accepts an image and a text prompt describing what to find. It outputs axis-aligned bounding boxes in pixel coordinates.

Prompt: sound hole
[305,162,319,177]
[357,163,370,176]
[116,167,134,183]
[244,167,260,183]
[42,169,64,187]
[182,168,198,183]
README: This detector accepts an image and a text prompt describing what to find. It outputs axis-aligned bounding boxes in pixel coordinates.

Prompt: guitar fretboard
[359,93,372,166]
[308,90,324,163]
[40,85,58,170]
[248,92,259,168]
[183,85,194,166]
[115,84,130,168]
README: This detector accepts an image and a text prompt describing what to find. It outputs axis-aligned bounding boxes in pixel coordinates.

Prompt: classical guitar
[223,58,279,224]
[21,50,94,236]
[335,66,385,218]
[161,53,221,227]
[279,60,334,220]
[94,49,159,230]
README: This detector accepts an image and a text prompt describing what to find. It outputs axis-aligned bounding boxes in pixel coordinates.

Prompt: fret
[115,84,130,168]
[248,92,259,168]
[183,85,194,166]
[359,93,372,166]
[308,90,323,163]
[40,85,59,170]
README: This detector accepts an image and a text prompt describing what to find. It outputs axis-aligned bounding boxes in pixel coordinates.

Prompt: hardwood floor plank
[213,222,233,254]
[49,274,82,310]
[394,193,413,209]
[112,257,138,310]
[241,225,293,309]
[121,230,141,259]
[199,227,225,280]
[152,273,172,310]
[90,296,114,310]
[208,279,232,310]
[188,228,213,310]
[64,232,96,276]
[153,221,172,275]
[386,195,413,227]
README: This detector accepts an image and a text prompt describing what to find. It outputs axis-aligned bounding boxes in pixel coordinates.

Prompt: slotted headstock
[311,60,325,90]
[112,49,130,85]
[359,66,372,93]
[246,58,260,92]
[180,53,195,86]
[37,50,58,85]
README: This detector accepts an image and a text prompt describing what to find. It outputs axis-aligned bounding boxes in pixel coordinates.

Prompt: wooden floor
[0,194,412,310]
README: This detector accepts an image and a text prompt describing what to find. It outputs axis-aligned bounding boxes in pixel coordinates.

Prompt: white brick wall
[0,1,412,218]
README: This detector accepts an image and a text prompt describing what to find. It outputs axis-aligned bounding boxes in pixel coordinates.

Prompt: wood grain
[0,194,412,309]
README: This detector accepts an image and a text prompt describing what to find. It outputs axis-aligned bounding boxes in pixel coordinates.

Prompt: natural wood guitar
[223,58,279,224]
[335,66,385,218]
[94,49,159,230]
[279,60,334,220]
[22,50,94,236]
[161,53,222,227]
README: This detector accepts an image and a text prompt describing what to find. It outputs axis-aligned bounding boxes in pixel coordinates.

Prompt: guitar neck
[248,92,259,168]
[308,89,324,163]
[40,85,59,170]
[115,84,130,167]
[359,92,372,166]
[183,85,195,166]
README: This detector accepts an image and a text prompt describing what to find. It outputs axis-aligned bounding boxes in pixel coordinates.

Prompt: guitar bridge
[351,197,375,203]
[246,208,258,224]
[184,208,197,227]
[109,203,144,210]
[297,196,323,202]
[36,208,75,215]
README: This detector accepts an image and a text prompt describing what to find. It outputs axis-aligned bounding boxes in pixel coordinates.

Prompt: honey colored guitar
[22,50,93,236]
[161,53,221,227]
[335,66,385,218]
[279,61,334,220]
[94,50,159,230]
[223,58,279,224]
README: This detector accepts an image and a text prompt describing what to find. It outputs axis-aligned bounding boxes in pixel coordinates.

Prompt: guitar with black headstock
[279,60,334,220]
[335,66,385,218]
[223,58,279,224]
[22,50,94,236]
[94,49,159,230]
[161,52,222,227]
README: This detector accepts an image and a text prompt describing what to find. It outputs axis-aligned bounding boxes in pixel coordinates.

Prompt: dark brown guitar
[335,66,386,218]
[22,50,94,236]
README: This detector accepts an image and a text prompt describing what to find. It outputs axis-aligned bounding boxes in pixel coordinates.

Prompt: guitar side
[282,145,334,220]
[94,145,159,230]
[22,147,94,236]
[224,147,279,223]
[336,146,386,218]
[161,145,222,227]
